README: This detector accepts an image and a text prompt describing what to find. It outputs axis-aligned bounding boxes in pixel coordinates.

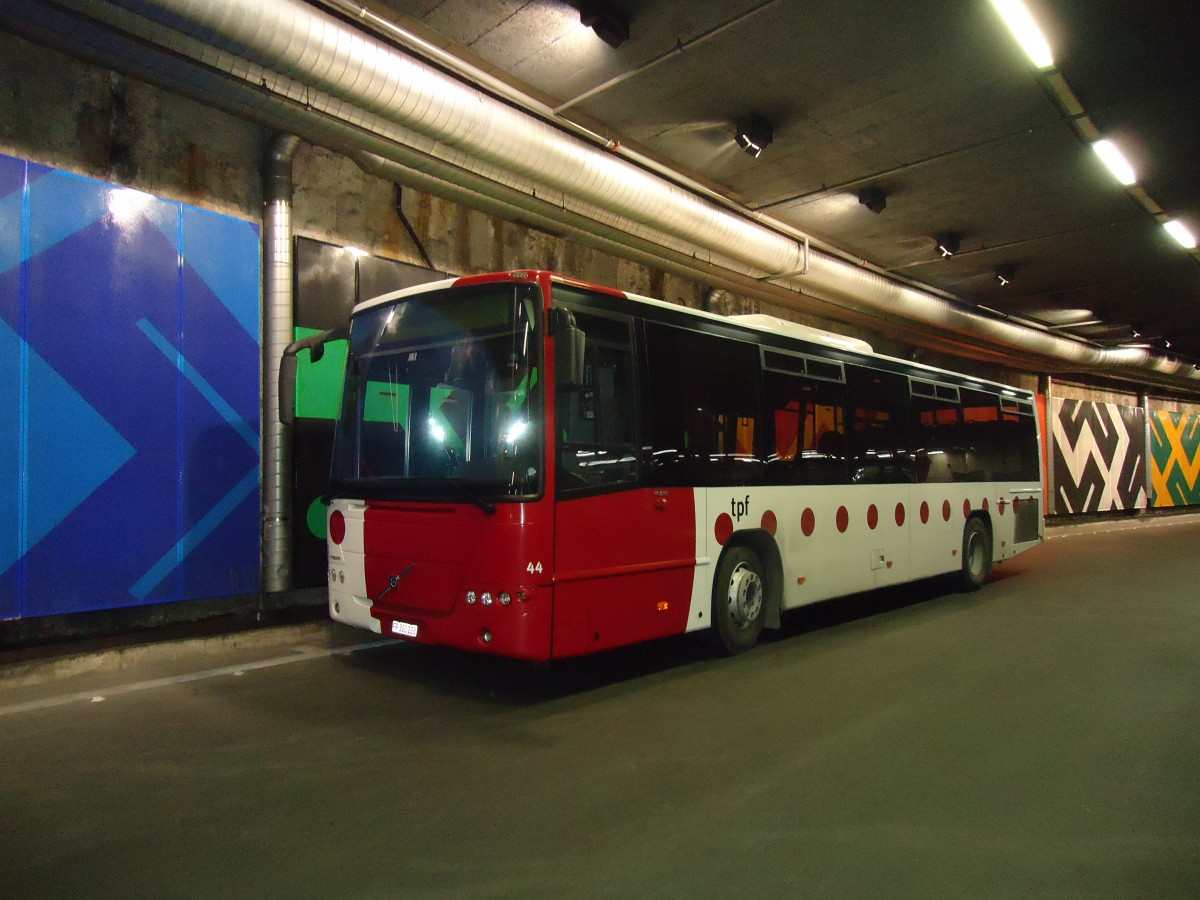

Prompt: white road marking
[0,639,393,718]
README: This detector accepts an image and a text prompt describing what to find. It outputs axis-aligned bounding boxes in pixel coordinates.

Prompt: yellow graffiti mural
[1150,410,1200,507]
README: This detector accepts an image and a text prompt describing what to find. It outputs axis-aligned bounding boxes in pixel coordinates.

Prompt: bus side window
[763,370,847,485]
[644,322,762,487]
[910,394,961,484]
[960,388,1002,482]
[845,365,911,484]
[557,312,639,493]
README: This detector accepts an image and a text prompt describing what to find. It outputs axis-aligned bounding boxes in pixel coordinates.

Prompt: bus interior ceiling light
[735,115,774,158]
[1093,139,1136,186]
[1164,219,1197,249]
[580,2,630,48]
[935,233,960,258]
[989,0,1054,69]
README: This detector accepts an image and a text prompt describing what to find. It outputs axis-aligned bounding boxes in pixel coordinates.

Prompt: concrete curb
[0,620,337,691]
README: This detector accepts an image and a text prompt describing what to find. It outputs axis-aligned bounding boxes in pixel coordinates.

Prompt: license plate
[389,620,418,638]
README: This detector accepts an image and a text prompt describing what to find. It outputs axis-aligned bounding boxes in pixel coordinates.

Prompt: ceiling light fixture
[1164,219,1197,249]
[994,264,1015,286]
[1092,139,1136,186]
[579,3,629,49]
[735,114,773,158]
[988,0,1054,69]
[934,233,960,258]
[857,186,887,214]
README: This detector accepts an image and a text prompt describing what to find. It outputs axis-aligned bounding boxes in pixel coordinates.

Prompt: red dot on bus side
[867,504,879,530]
[942,500,951,522]
[895,502,905,527]
[801,508,815,537]
[1012,497,1020,510]
[329,510,346,545]
[998,498,1007,516]
[836,506,849,533]
[982,498,990,512]
[715,513,733,545]
[920,501,930,524]
[963,499,972,520]
[761,509,778,535]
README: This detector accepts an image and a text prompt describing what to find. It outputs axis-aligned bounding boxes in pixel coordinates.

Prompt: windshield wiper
[440,478,497,515]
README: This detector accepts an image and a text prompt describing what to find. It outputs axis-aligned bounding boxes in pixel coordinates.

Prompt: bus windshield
[330,282,543,503]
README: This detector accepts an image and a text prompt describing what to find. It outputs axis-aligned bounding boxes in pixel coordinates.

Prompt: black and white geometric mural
[1051,399,1147,513]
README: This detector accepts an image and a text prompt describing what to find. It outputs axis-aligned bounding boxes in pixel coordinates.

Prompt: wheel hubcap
[726,562,763,629]
[966,532,982,576]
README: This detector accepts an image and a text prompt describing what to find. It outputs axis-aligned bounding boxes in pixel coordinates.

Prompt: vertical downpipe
[1042,374,1056,517]
[1140,391,1152,513]
[262,134,302,595]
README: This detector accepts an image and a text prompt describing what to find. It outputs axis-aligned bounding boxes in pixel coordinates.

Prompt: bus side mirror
[278,327,348,425]
[550,307,586,390]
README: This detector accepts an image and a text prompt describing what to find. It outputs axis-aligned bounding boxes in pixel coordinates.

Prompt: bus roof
[351,270,1034,399]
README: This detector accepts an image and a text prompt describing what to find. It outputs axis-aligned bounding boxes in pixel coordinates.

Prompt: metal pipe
[1042,375,1056,517]
[11,0,1200,393]
[1140,391,1153,512]
[262,132,302,594]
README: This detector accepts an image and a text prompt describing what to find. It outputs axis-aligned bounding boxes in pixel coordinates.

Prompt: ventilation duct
[5,0,1198,392]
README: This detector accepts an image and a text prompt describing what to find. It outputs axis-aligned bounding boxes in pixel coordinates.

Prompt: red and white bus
[284,270,1044,660]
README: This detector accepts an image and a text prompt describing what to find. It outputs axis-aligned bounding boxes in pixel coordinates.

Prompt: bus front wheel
[711,546,765,655]
[960,517,993,591]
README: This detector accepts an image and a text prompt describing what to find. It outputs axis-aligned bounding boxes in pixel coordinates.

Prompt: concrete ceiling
[370,0,1200,363]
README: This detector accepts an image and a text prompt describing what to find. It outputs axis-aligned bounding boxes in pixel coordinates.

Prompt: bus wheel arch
[710,530,782,655]
[960,514,993,592]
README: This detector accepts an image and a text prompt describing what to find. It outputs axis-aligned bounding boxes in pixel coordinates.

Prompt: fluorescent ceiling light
[989,0,1054,69]
[1092,139,1136,185]
[1164,219,1197,249]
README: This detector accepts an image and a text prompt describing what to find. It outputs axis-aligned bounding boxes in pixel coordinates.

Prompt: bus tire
[960,517,992,592]
[711,546,765,655]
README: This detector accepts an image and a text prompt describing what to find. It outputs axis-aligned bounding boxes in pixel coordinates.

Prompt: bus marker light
[499,592,512,606]
[481,592,494,606]
[481,629,493,643]
[517,590,529,603]
[797,576,806,585]
[656,601,669,612]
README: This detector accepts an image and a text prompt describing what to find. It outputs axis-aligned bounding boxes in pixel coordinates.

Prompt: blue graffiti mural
[0,154,261,619]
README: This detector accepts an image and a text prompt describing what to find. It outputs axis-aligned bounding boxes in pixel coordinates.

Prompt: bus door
[845,365,914,588]
[552,309,695,656]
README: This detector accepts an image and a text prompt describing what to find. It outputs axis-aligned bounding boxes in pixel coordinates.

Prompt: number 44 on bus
[280,270,1044,661]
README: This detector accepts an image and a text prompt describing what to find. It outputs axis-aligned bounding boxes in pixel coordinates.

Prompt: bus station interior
[1,2,1199,894]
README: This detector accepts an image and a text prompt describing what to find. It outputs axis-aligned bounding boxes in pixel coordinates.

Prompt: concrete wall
[3,25,1195,634]
[0,31,263,220]
[0,25,1043,389]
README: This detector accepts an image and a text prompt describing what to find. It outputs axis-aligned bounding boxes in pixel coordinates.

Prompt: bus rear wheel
[960,517,992,591]
[711,546,765,655]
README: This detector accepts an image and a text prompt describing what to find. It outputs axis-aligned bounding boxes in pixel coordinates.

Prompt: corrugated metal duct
[6,0,1198,392]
